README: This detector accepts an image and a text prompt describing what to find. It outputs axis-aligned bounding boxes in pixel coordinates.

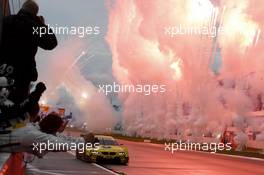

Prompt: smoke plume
[106,0,264,139]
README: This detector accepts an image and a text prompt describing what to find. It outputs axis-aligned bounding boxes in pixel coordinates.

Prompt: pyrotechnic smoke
[38,39,117,132]
[106,0,264,140]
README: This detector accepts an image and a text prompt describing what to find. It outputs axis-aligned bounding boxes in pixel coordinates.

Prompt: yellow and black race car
[76,135,129,165]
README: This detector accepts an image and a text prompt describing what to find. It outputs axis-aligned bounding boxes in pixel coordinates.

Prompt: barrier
[0,153,25,175]
[247,140,264,150]
[0,153,9,175]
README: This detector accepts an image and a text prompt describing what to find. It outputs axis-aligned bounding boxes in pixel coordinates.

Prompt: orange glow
[223,12,259,47]
[81,92,88,99]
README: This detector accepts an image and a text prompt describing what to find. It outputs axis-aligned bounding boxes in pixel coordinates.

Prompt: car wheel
[120,157,129,165]
[76,150,80,159]
[83,154,92,162]
[76,150,85,161]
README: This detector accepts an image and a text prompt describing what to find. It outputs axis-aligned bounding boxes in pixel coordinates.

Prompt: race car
[76,135,129,165]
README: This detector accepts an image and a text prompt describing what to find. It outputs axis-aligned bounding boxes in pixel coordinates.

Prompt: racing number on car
[0,64,14,77]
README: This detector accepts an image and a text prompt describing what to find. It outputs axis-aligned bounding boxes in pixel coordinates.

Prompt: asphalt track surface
[26,152,116,175]
[107,140,264,175]
[26,134,264,175]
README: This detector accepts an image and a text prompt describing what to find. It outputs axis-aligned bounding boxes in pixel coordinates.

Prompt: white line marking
[180,149,264,161]
[67,151,119,175]
[67,151,75,156]
[27,164,65,175]
[205,151,264,161]
[91,163,119,175]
